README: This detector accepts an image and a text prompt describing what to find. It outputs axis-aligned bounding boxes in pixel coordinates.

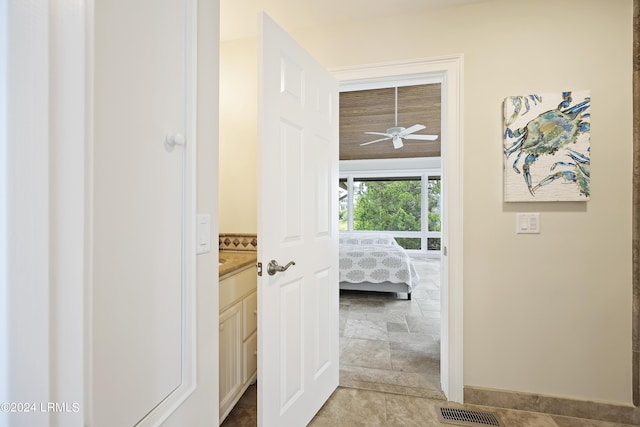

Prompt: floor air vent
[437,406,502,426]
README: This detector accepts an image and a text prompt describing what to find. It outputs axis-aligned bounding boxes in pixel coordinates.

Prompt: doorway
[337,79,445,398]
[219,53,464,423]
[333,57,464,401]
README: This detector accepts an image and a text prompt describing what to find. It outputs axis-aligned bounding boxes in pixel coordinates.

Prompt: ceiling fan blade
[405,134,439,141]
[392,136,403,149]
[400,124,426,136]
[360,137,391,146]
[364,131,391,137]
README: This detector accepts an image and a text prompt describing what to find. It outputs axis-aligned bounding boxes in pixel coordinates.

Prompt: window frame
[339,157,442,256]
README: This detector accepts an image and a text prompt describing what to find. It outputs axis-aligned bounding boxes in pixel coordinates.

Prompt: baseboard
[464,386,640,426]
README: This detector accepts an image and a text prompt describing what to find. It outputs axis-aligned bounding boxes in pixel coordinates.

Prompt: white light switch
[196,214,211,254]
[516,213,540,234]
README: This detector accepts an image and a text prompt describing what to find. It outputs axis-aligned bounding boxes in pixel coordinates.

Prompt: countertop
[219,250,257,279]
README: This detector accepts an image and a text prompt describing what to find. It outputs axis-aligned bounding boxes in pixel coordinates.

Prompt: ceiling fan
[360,86,438,149]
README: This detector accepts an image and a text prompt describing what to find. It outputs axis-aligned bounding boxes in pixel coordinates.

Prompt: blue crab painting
[503,90,591,201]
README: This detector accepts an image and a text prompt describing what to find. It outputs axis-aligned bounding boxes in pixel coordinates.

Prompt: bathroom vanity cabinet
[219,262,257,424]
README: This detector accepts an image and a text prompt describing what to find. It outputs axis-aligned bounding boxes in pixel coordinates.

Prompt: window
[427,176,441,251]
[338,179,348,231]
[339,171,442,254]
[353,177,421,230]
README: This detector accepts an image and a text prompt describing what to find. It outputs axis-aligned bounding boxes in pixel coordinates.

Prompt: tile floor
[221,256,636,426]
[222,383,637,426]
[339,256,443,399]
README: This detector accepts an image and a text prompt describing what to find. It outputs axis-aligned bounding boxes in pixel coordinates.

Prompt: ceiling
[221,0,492,41]
[221,1,476,160]
[340,84,441,160]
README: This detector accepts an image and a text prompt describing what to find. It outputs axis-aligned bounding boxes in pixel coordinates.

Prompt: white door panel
[258,13,339,427]
[92,0,186,425]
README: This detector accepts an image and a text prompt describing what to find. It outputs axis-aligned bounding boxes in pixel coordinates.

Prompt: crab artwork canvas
[503,90,591,202]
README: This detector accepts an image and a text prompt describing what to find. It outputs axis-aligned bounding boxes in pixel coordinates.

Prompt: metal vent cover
[437,406,502,427]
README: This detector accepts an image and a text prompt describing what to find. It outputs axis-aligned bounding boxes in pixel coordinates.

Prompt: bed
[339,232,419,300]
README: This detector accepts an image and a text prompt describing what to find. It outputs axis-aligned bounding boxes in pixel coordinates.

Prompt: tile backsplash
[219,233,257,251]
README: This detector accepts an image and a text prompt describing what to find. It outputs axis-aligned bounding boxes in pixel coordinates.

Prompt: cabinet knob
[165,133,185,152]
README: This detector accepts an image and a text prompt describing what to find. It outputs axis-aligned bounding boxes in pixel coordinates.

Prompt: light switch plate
[516,213,540,234]
[196,214,211,254]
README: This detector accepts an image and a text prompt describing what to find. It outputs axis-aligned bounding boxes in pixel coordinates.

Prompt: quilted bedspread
[338,235,419,290]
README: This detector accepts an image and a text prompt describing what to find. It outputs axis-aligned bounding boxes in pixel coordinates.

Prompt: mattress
[338,233,419,292]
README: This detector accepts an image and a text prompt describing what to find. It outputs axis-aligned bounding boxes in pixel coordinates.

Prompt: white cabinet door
[258,13,339,427]
[219,302,243,419]
[91,0,188,425]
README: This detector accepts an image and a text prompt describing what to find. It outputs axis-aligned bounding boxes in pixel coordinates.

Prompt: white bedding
[338,233,419,292]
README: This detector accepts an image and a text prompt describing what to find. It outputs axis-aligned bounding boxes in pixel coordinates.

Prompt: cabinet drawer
[243,290,257,339]
[219,266,256,312]
[243,331,257,384]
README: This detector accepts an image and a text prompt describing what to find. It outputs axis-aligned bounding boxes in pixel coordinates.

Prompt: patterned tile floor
[339,256,444,399]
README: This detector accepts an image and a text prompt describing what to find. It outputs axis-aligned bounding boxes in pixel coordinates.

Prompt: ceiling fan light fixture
[360,86,438,148]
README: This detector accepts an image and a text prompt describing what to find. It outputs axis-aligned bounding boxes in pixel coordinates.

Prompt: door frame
[332,55,464,402]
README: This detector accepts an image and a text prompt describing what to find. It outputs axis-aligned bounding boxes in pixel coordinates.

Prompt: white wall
[220,0,634,405]
[1,2,52,425]
[219,38,258,233]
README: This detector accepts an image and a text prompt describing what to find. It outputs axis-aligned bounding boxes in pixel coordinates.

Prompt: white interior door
[91,0,188,425]
[258,13,339,427]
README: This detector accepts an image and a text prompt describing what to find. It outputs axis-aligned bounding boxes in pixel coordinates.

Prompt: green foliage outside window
[353,180,420,249]
[353,180,421,231]
[350,178,441,250]
[427,179,441,232]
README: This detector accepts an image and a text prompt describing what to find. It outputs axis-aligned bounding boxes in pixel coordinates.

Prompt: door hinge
[257,262,262,276]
